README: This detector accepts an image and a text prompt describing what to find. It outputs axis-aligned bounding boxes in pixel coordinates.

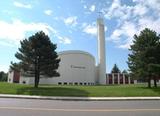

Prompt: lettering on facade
[71,65,86,69]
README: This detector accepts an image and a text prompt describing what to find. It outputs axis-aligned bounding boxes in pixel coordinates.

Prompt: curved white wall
[53,50,96,85]
[20,50,96,85]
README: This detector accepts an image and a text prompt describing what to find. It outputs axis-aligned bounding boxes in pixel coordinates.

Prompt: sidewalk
[0,94,160,101]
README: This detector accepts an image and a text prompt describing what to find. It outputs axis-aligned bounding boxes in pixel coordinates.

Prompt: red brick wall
[13,71,20,83]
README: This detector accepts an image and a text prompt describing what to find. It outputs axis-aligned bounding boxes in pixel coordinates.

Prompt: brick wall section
[13,71,20,83]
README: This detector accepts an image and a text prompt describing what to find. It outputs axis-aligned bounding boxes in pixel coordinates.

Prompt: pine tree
[122,70,128,74]
[0,71,7,82]
[10,31,60,88]
[128,28,160,88]
[111,64,121,73]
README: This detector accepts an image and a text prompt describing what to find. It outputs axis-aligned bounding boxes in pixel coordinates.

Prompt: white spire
[97,17,106,85]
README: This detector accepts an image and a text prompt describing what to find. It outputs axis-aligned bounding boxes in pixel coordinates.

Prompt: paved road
[0,98,160,116]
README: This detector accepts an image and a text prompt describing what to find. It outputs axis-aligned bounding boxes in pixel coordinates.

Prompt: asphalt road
[0,98,160,116]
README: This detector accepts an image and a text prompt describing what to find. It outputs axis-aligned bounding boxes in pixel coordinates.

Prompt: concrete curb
[0,94,160,101]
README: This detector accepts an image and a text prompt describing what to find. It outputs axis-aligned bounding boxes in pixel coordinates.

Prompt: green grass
[0,82,160,97]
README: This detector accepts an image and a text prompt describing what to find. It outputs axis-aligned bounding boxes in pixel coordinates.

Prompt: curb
[0,94,160,101]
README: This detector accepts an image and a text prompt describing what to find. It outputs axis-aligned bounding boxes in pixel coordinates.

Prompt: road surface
[0,98,160,116]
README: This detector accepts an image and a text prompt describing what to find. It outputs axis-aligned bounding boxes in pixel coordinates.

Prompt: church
[8,17,133,85]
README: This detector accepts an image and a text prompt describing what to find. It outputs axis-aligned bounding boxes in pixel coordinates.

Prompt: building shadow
[16,86,89,97]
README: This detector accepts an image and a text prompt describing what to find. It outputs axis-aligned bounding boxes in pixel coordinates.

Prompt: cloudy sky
[0,0,160,73]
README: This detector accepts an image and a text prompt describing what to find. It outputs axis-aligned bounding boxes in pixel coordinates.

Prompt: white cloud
[102,0,148,20]
[103,0,160,20]
[58,36,71,44]
[110,17,160,49]
[81,22,87,28]
[83,25,97,36]
[83,5,87,9]
[0,19,72,46]
[13,1,32,9]
[103,0,135,21]
[64,16,77,27]
[133,0,160,16]
[104,26,107,32]
[110,29,123,41]
[103,0,122,19]
[0,20,56,46]
[109,21,137,49]
[118,40,132,49]
[83,23,97,36]
[44,10,53,16]
[133,4,148,16]
[103,0,160,49]
[111,16,160,49]
[110,0,121,9]
[138,17,160,34]
[122,22,137,38]
[82,22,107,37]
[89,5,96,12]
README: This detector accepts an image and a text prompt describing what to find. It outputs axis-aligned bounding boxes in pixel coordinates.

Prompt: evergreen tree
[10,31,60,88]
[0,71,7,82]
[128,28,160,88]
[122,70,128,74]
[111,64,121,73]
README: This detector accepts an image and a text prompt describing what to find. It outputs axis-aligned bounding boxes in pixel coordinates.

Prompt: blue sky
[0,0,160,73]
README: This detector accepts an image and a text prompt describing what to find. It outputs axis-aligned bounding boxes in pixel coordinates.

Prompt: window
[58,82,62,85]
[22,81,26,84]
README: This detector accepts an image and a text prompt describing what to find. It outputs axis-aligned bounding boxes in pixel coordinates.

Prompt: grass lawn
[0,82,159,97]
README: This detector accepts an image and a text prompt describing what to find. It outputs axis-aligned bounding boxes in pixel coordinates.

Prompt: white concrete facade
[8,71,14,83]
[20,50,96,85]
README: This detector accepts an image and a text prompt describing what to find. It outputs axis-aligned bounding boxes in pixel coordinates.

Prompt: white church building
[8,18,107,85]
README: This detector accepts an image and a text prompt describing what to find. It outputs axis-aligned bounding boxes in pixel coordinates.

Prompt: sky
[0,0,160,73]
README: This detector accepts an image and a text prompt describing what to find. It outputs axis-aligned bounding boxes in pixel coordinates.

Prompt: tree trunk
[34,73,40,88]
[34,77,38,88]
[34,58,40,88]
[148,77,151,88]
[34,71,39,88]
[154,77,157,88]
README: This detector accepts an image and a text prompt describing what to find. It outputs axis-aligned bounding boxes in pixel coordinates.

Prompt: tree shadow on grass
[16,86,89,97]
[138,86,160,96]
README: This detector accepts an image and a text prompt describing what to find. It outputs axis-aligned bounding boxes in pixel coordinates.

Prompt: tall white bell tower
[97,17,106,85]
